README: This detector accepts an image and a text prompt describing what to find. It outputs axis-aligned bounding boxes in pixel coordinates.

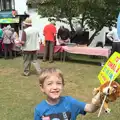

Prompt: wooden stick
[98,60,120,117]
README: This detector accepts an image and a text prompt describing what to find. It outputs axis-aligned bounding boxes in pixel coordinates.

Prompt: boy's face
[40,73,64,100]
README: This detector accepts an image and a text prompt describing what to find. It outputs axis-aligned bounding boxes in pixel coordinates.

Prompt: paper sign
[98,52,120,84]
[0,17,19,23]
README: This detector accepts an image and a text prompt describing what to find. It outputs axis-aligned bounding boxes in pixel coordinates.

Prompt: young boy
[34,68,102,120]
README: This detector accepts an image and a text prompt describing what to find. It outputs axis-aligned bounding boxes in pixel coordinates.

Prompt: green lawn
[0,55,119,120]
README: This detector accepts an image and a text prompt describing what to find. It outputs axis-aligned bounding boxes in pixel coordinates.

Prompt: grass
[0,55,120,120]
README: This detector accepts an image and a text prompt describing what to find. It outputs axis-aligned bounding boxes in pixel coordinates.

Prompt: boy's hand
[102,87,110,95]
[92,92,102,106]
[85,92,102,113]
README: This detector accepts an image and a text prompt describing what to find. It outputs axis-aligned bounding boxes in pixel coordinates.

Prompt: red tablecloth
[37,44,64,54]
[62,46,111,58]
[2,43,64,53]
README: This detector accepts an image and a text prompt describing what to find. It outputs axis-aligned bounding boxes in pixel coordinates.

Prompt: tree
[28,0,120,45]
[37,0,88,31]
[83,0,120,44]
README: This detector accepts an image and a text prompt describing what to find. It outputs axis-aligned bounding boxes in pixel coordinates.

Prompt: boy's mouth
[51,91,59,94]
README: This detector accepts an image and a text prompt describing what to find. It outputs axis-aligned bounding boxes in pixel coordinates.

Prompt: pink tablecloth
[37,44,64,54]
[62,46,111,58]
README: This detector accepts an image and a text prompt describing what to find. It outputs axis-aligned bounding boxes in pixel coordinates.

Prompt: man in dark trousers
[43,18,56,63]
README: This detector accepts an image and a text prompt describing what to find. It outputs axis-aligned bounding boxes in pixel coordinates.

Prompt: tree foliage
[31,0,120,44]
[81,0,120,43]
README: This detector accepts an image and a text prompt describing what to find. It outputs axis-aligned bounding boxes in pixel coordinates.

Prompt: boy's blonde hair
[39,68,64,86]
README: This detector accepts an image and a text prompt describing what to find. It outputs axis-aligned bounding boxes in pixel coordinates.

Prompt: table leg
[60,52,63,61]
[63,51,67,61]
[100,56,107,66]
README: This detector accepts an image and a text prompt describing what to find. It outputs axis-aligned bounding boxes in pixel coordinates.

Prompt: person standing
[3,25,14,59]
[20,17,41,76]
[107,26,120,56]
[43,18,56,63]
[0,27,3,57]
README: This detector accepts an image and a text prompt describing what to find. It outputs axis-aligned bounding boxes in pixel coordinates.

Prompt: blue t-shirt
[34,96,86,120]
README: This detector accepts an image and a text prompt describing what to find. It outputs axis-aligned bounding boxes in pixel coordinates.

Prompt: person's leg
[23,53,31,76]
[0,41,2,57]
[31,52,41,74]
[116,42,120,53]
[4,44,8,59]
[109,42,116,57]
[43,41,49,61]
[8,44,13,59]
[49,41,54,62]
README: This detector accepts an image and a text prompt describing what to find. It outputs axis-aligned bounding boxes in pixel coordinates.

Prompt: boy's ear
[40,84,44,93]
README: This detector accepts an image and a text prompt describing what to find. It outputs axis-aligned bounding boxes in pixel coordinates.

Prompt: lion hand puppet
[93,81,120,113]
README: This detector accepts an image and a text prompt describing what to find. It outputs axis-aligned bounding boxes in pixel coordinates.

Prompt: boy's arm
[85,103,99,113]
[84,92,101,113]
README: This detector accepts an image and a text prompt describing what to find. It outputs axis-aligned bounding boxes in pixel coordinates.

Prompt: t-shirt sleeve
[68,96,87,115]
[34,108,42,120]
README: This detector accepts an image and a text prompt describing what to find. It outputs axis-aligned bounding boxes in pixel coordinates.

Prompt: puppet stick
[98,60,120,117]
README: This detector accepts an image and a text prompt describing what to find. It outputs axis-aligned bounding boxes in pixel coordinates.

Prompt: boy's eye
[57,82,62,85]
[47,83,52,85]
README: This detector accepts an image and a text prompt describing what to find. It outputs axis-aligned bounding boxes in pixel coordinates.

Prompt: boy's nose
[52,84,57,89]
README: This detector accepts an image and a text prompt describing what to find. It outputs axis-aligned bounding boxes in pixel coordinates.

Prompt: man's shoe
[49,61,54,63]
[42,59,47,62]
[21,73,29,76]
[37,70,42,75]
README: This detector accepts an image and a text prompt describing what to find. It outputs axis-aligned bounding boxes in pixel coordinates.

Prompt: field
[0,55,119,120]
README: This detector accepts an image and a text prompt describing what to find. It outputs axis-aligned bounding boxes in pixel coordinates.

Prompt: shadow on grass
[63,58,101,66]
[38,52,103,66]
